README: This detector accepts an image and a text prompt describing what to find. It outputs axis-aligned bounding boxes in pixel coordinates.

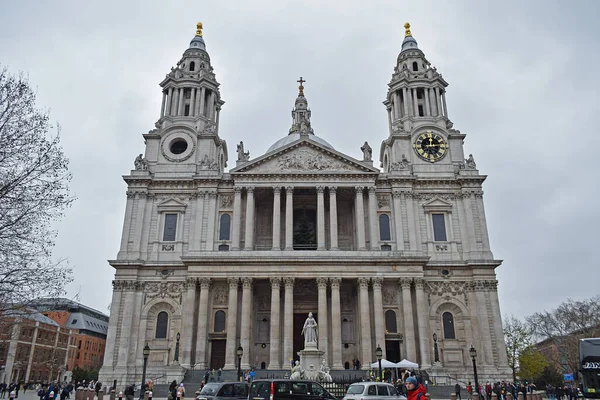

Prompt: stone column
[205,191,217,251]
[400,278,417,361]
[231,187,242,250]
[240,277,253,369]
[317,186,326,250]
[317,277,328,362]
[412,88,419,116]
[160,91,167,117]
[283,278,295,363]
[435,88,442,117]
[216,107,221,129]
[329,187,338,250]
[191,191,205,251]
[177,88,185,116]
[195,278,211,368]
[429,88,437,116]
[116,286,135,367]
[355,187,366,250]
[272,187,281,250]
[285,187,294,250]
[442,91,448,117]
[489,281,509,367]
[181,278,197,365]
[165,87,173,117]
[224,278,239,369]
[414,278,431,368]
[402,87,409,116]
[387,107,393,132]
[103,283,123,368]
[372,277,386,359]
[268,278,282,369]
[358,278,372,367]
[209,91,216,121]
[118,193,135,255]
[244,187,255,250]
[394,91,402,119]
[405,192,418,249]
[199,87,206,117]
[170,87,179,115]
[392,192,404,251]
[424,88,431,116]
[474,282,494,365]
[330,277,343,369]
[368,187,378,250]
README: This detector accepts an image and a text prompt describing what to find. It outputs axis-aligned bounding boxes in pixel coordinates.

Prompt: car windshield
[346,385,365,395]
[200,384,221,395]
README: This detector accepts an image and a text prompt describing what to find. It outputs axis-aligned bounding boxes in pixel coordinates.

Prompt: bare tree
[0,66,74,316]
[503,314,532,382]
[526,296,600,374]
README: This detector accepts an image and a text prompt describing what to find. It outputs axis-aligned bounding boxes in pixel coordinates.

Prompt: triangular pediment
[157,198,187,212]
[230,140,379,175]
[422,198,453,211]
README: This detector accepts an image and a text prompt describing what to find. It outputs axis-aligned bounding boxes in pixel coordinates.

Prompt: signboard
[564,374,574,382]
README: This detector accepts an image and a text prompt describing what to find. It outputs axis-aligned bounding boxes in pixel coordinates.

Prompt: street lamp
[469,344,480,398]
[140,344,150,400]
[376,344,383,382]
[236,345,243,382]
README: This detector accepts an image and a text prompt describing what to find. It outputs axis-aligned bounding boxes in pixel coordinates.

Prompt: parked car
[342,382,406,400]
[249,379,335,400]
[196,382,249,400]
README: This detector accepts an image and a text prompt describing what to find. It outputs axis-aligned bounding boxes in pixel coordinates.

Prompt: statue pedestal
[298,343,324,381]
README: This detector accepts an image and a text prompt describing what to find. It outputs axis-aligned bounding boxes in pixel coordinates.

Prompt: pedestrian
[176,383,185,399]
[405,377,427,400]
[455,382,462,400]
[217,369,222,382]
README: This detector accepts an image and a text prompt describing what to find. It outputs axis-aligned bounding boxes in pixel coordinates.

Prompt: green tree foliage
[539,365,564,387]
[0,67,74,316]
[519,346,549,381]
[72,366,99,384]
[504,315,533,382]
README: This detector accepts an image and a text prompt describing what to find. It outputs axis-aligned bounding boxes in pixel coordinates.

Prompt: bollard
[98,390,104,400]
[77,388,83,400]
[110,390,115,400]
[89,389,95,400]
[507,393,513,400]
[492,393,498,400]
[451,393,457,400]
[474,394,480,400]
[517,393,524,400]
[143,391,149,400]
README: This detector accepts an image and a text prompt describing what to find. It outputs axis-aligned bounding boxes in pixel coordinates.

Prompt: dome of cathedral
[266,133,333,153]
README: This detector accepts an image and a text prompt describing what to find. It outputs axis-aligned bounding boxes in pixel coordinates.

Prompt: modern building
[99,22,511,386]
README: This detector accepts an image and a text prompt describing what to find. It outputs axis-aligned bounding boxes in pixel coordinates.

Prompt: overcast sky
[1,1,598,320]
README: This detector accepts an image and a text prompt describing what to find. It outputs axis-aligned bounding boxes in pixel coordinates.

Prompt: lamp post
[376,344,383,382]
[469,344,480,398]
[140,344,150,400]
[236,345,243,382]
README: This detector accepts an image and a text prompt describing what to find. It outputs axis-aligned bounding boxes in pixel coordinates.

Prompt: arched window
[214,310,226,332]
[156,311,168,339]
[385,310,397,333]
[261,362,266,369]
[219,214,231,240]
[190,61,195,72]
[379,214,391,241]
[443,312,456,339]
[412,62,418,71]
[344,361,350,370]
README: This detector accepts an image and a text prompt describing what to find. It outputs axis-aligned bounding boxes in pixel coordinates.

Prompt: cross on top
[297,77,305,96]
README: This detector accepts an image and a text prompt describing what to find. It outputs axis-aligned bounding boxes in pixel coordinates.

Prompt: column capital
[186,277,198,289]
[330,277,341,288]
[270,277,282,288]
[285,186,294,194]
[355,186,364,194]
[246,186,255,194]
[414,278,426,289]
[284,277,295,288]
[316,186,325,194]
[368,186,377,194]
[227,277,239,288]
[316,277,328,288]
[329,186,337,194]
[357,277,370,288]
[241,277,253,289]
[372,277,383,288]
[399,277,412,289]
[273,186,282,195]
[234,186,243,194]
[392,190,403,199]
[199,277,211,289]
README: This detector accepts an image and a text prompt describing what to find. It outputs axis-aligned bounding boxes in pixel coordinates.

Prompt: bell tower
[380,23,468,178]
[141,22,228,178]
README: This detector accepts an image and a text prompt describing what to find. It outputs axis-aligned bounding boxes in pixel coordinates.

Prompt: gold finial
[196,22,203,37]
[297,77,305,96]
[404,22,412,37]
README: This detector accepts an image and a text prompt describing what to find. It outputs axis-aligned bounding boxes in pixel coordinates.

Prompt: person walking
[455,382,462,400]
[405,377,427,400]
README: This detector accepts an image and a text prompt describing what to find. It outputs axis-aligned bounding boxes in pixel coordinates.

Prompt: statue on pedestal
[301,312,318,346]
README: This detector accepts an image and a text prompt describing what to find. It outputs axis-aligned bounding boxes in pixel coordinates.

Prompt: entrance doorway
[293,209,317,250]
[385,340,401,363]
[210,339,226,369]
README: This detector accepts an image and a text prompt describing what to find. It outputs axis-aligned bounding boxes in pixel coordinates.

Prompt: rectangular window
[432,213,447,241]
[163,213,178,241]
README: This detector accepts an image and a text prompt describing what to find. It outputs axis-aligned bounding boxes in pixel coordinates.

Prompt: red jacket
[407,384,427,400]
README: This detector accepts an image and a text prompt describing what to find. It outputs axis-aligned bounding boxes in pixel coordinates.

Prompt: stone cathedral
[99,22,511,385]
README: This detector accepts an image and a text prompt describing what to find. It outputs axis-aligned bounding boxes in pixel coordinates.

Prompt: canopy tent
[395,359,419,369]
[370,359,402,369]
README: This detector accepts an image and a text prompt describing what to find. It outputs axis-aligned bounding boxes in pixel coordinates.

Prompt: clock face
[413,132,448,162]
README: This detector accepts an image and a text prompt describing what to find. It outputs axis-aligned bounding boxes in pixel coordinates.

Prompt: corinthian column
[268,278,282,369]
[195,278,211,368]
[358,278,372,366]
[414,278,431,368]
[372,277,386,359]
[181,278,197,366]
[240,277,253,369]
[330,277,343,369]
[317,277,328,362]
[224,278,239,369]
[231,187,242,250]
[272,187,281,250]
[368,187,378,249]
[244,187,255,250]
[317,187,326,250]
[329,187,338,250]
[355,187,366,250]
[400,278,417,361]
[285,187,294,250]
[283,278,295,363]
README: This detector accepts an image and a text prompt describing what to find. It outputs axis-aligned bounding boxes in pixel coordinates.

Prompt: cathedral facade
[99,22,511,385]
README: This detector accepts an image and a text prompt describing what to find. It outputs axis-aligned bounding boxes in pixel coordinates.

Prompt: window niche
[157,199,187,245]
